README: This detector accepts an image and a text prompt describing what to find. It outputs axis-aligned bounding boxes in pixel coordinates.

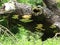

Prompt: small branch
[54,33,60,37]
[0,24,18,41]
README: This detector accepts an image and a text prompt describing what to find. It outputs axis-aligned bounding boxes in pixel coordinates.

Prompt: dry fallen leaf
[22,15,31,19]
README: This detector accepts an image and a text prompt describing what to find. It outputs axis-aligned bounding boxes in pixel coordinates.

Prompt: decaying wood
[0,0,60,36]
[43,0,60,15]
[0,2,32,14]
[42,0,60,29]
[0,0,60,16]
[43,0,60,37]
[0,0,59,25]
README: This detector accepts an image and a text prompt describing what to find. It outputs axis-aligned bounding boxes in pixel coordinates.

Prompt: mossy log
[0,0,60,31]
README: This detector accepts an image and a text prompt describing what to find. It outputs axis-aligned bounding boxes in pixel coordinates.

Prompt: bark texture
[0,0,60,29]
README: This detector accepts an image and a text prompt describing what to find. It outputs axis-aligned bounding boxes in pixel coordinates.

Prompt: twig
[54,33,60,37]
[0,24,18,42]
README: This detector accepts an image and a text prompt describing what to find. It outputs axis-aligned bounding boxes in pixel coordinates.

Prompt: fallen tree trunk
[0,0,60,16]
[0,0,60,29]
[0,0,58,15]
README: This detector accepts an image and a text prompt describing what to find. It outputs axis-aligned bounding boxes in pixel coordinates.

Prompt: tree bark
[0,0,59,16]
[43,0,60,15]
[0,0,60,25]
